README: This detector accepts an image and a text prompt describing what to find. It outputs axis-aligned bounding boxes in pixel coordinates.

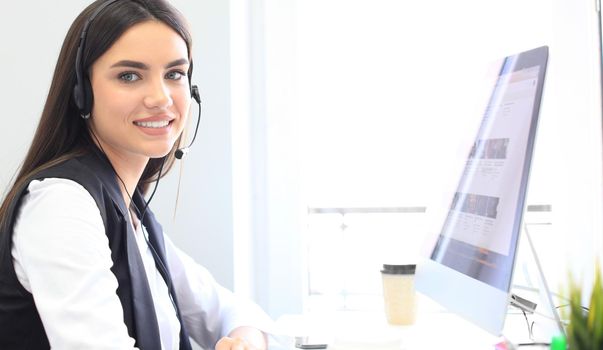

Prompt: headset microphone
[175,85,201,159]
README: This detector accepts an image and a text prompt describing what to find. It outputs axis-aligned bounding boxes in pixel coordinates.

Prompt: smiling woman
[0,1,273,350]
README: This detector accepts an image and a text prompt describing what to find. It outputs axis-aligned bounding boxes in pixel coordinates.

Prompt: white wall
[0,1,88,193]
[250,0,305,318]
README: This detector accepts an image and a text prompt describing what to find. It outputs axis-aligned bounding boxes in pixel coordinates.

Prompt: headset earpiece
[82,78,93,116]
[73,82,85,112]
[191,85,200,103]
[74,77,93,117]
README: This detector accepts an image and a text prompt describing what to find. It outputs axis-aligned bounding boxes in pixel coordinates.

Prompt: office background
[0,0,602,326]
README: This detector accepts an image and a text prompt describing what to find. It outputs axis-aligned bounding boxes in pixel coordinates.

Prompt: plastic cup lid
[381,264,416,275]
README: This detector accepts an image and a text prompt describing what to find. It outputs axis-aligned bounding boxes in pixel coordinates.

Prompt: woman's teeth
[134,120,170,128]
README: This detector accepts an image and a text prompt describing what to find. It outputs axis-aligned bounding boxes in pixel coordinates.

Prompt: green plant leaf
[589,263,603,348]
[562,262,603,349]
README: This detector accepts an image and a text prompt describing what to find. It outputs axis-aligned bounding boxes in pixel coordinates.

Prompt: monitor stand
[509,222,565,339]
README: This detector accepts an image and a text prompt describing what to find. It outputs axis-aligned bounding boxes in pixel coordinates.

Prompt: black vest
[0,152,192,350]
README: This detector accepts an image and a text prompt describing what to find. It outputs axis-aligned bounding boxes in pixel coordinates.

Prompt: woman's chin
[146,145,177,159]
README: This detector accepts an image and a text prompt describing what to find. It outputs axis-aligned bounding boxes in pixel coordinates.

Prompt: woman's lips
[133,117,174,136]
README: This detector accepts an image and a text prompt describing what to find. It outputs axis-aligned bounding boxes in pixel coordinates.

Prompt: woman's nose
[143,78,173,109]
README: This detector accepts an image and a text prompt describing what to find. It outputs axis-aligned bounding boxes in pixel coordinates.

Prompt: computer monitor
[415,46,549,336]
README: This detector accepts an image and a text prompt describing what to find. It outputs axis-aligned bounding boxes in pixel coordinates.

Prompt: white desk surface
[270,294,553,350]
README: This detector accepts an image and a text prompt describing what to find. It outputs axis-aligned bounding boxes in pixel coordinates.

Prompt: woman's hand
[215,326,267,350]
[215,336,259,350]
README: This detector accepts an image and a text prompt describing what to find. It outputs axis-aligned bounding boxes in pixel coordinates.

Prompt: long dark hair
[0,0,193,229]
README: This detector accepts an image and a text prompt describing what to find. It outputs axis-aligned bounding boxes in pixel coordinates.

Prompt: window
[295,0,557,312]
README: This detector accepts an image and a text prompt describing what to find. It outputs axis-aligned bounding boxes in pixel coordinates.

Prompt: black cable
[139,156,165,228]
[521,309,535,341]
[90,131,178,312]
[134,157,181,314]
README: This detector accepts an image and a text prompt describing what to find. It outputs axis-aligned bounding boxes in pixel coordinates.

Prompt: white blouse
[11,178,273,350]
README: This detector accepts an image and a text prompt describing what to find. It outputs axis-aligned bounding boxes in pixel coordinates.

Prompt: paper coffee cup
[381,264,416,325]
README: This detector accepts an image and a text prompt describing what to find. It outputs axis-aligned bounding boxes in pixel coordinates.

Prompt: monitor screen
[415,46,549,336]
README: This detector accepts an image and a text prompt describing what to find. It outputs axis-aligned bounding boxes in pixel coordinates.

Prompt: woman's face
[89,20,191,165]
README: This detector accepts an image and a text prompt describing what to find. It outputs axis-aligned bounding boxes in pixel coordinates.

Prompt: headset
[73,0,202,159]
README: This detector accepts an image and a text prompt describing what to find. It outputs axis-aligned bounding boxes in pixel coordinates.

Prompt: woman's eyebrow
[109,58,189,70]
[110,60,148,69]
[165,58,189,68]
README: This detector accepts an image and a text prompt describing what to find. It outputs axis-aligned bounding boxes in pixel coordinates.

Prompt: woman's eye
[166,71,185,80]
[119,72,141,82]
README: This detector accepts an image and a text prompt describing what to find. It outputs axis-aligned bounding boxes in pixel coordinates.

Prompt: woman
[0,0,273,349]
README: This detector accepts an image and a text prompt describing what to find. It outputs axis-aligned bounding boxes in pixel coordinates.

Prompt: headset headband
[73,0,121,117]
[73,0,195,118]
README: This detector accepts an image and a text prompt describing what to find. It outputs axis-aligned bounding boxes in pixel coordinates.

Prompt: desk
[271,294,552,350]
